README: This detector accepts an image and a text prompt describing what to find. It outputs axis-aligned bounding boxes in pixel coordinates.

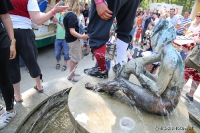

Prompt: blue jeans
[55,39,70,61]
[130,28,136,39]
[180,51,186,61]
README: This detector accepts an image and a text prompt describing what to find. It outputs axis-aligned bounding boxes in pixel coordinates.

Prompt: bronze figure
[85,20,184,116]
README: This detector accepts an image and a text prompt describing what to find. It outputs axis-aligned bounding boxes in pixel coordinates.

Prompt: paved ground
[18,44,200,131]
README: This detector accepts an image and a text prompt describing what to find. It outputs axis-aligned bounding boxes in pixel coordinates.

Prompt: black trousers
[88,0,142,51]
[0,47,14,111]
[9,29,41,84]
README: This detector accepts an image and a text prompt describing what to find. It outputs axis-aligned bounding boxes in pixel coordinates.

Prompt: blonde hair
[67,0,80,16]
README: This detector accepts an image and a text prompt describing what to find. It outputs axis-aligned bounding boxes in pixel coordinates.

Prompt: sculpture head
[150,19,176,53]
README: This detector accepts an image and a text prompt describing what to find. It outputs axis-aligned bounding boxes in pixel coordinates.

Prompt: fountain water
[18,89,74,133]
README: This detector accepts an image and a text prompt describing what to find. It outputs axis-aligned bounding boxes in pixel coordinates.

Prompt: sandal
[61,66,67,71]
[34,85,44,93]
[56,64,60,70]
[14,95,23,102]
[68,76,79,82]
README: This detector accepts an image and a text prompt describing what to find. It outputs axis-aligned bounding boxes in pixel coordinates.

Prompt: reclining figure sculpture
[85,20,184,116]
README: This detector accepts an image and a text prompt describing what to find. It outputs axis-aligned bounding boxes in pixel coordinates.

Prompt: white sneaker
[0,110,16,129]
[0,106,5,115]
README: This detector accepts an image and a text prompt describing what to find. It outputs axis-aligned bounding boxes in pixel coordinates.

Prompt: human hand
[96,3,113,20]
[53,17,59,23]
[127,53,133,60]
[52,2,69,13]
[81,34,88,40]
[10,42,16,59]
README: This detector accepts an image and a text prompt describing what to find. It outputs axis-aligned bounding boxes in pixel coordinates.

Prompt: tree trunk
[166,0,169,3]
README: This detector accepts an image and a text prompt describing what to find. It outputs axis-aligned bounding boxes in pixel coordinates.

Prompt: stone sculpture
[85,20,184,116]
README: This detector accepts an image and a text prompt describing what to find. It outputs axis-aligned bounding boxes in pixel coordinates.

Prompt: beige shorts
[68,39,82,63]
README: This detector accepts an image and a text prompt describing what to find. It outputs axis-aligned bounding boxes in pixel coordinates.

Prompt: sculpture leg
[85,79,127,95]
[119,80,174,116]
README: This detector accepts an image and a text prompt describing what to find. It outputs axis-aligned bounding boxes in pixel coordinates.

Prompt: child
[63,0,88,82]
[135,25,143,45]
[54,10,70,71]
[141,22,154,50]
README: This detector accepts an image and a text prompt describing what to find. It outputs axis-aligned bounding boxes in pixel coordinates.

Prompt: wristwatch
[10,38,16,43]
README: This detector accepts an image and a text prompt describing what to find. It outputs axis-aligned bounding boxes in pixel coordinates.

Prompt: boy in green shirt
[54,12,70,71]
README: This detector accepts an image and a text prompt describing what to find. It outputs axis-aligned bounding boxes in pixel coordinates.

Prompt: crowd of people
[0,0,199,130]
[127,8,200,103]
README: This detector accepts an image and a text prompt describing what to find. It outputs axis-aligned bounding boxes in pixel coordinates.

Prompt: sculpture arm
[122,53,160,80]
[136,52,176,95]
[135,53,161,66]
[137,64,174,96]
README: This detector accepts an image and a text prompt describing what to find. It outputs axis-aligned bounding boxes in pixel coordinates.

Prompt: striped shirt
[177,17,192,35]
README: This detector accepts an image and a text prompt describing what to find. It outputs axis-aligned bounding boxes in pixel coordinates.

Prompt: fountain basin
[68,77,190,133]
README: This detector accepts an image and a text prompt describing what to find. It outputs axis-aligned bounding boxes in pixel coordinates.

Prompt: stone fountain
[68,20,191,133]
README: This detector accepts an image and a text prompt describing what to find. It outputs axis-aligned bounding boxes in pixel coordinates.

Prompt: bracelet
[95,0,104,5]
[50,10,56,15]
[10,39,16,43]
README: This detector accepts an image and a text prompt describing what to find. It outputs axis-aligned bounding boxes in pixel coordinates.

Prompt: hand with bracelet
[95,0,113,20]
[0,13,16,59]
[10,39,16,59]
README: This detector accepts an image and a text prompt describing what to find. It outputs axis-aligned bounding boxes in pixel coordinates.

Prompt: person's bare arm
[95,0,113,20]
[0,13,16,59]
[175,24,181,30]
[69,28,88,40]
[29,2,68,25]
[183,22,191,30]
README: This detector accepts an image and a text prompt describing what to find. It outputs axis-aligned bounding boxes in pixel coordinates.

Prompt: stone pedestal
[68,77,189,133]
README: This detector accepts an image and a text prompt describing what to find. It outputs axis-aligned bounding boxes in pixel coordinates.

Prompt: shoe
[61,66,67,71]
[0,110,16,129]
[186,93,193,101]
[68,76,79,82]
[34,85,44,93]
[0,106,4,115]
[113,63,121,73]
[84,53,89,56]
[85,69,108,79]
[56,64,60,70]
[14,96,23,103]
[84,67,99,74]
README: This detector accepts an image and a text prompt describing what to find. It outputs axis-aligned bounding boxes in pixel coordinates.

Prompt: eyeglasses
[196,15,200,17]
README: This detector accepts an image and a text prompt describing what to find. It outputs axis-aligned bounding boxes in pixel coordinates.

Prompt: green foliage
[139,0,196,15]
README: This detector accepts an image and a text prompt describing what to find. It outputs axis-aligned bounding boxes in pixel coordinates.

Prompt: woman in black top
[0,0,17,129]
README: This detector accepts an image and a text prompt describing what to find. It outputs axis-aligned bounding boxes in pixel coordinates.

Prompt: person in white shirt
[166,8,182,31]
[153,12,160,25]
[9,0,67,102]
[185,12,200,37]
